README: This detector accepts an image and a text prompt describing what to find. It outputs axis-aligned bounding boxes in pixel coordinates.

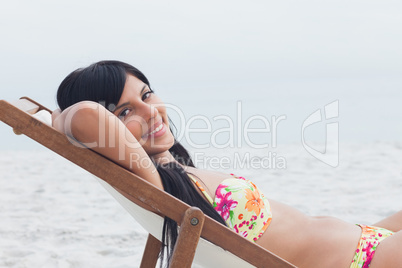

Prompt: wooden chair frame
[0,97,296,268]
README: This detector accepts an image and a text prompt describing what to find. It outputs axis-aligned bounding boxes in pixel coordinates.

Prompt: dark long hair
[56,60,227,266]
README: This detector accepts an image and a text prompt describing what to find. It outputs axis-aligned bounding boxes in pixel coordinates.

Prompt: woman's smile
[142,120,166,138]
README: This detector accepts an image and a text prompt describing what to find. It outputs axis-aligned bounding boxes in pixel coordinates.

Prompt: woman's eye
[142,90,153,101]
[118,109,130,119]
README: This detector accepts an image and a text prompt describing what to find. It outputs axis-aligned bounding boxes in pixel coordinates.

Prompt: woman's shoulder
[184,167,236,196]
[185,167,233,182]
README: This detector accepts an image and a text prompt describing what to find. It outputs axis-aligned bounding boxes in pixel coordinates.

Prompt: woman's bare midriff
[184,168,363,267]
[257,200,362,268]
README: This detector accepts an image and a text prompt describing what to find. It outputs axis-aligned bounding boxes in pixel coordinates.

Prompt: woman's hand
[51,108,63,131]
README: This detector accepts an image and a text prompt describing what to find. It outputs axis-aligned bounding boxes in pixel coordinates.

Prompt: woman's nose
[149,104,159,120]
[138,102,158,122]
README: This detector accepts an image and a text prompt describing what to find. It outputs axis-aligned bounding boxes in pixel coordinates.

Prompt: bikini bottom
[350,224,394,268]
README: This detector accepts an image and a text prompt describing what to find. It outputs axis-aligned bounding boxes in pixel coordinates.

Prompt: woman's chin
[143,136,175,155]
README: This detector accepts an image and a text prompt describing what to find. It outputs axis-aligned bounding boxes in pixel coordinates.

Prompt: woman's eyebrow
[114,102,130,112]
[114,85,147,112]
[140,84,147,95]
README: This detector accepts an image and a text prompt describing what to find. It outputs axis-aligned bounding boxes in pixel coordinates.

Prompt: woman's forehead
[125,75,146,91]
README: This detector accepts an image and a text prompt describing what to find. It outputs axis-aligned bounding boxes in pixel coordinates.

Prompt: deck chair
[0,97,296,268]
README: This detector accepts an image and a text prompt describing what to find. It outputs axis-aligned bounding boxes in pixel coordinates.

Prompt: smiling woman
[52,60,402,268]
[52,60,228,264]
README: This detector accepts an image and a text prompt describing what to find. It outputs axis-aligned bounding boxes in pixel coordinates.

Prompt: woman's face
[113,74,175,157]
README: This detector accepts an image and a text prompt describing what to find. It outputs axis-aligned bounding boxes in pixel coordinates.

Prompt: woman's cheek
[125,116,147,141]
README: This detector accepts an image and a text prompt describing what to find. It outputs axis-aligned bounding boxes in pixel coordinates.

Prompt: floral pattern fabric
[350,224,394,268]
[212,174,273,242]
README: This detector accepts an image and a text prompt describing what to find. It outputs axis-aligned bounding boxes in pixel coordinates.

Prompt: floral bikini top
[188,173,273,242]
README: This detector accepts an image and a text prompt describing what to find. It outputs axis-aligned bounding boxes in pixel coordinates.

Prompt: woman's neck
[151,150,177,165]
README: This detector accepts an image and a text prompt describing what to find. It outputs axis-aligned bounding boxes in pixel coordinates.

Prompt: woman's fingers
[51,108,63,130]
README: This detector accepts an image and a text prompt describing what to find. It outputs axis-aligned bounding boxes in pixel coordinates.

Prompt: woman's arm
[52,101,163,190]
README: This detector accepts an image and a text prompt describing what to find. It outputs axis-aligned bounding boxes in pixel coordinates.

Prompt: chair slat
[11,99,39,114]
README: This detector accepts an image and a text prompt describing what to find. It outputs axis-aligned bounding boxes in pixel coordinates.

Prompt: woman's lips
[143,121,166,138]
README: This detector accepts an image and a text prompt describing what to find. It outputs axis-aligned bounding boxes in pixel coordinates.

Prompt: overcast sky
[1,0,401,150]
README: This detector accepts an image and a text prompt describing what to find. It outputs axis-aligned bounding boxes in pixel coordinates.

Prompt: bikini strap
[187,173,214,204]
